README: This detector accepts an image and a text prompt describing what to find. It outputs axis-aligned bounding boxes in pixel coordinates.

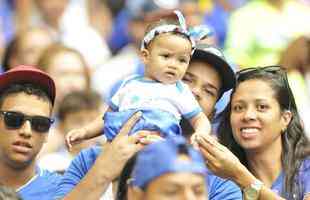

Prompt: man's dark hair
[116,154,138,200]
[0,83,52,109]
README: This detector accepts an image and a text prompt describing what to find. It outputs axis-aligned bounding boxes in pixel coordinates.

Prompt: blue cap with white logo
[131,136,207,188]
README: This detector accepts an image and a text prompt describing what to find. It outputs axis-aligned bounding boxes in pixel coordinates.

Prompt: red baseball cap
[0,65,56,105]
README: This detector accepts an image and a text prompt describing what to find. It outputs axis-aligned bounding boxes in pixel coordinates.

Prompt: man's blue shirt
[17,167,61,200]
[55,146,242,199]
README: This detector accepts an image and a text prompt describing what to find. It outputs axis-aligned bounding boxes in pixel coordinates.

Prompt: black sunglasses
[235,65,295,110]
[0,111,54,133]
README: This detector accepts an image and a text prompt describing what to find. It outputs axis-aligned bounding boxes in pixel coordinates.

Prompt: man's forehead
[185,71,220,91]
[0,92,53,113]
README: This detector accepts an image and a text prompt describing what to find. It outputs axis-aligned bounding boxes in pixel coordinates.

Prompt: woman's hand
[196,135,243,181]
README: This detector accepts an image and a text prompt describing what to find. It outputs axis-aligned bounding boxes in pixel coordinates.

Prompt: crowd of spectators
[0,0,310,200]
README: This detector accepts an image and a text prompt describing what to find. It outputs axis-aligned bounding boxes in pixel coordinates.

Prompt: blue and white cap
[131,136,207,188]
[192,43,236,99]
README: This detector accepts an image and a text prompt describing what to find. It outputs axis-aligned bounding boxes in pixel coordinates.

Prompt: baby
[66,10,211,147]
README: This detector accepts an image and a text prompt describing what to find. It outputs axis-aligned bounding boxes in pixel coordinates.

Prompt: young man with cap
[184,43,235,121]
[0,65,61,200]
[128,136,208,200]
[182,43,241,200]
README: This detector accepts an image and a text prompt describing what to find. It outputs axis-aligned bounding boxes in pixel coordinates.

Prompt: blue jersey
[104,75,202,141]
[55,146,242,200]
[207,170,242,200]
[17,167,61,200]
[271,158,310,199]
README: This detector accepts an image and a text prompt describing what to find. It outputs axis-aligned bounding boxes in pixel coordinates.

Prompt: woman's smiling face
[230,79,291,152]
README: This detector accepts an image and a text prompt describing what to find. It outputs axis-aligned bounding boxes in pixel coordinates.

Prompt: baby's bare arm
[81,107,112,139]
[82,115,105,139]
[188,112,211,148]
[66,108,111,149]
[189,112,211,135]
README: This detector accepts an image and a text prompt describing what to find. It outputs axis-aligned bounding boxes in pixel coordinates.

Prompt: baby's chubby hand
[190,131,209,150]
[65,128,88,150]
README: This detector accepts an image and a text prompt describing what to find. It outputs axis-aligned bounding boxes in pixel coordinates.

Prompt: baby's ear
[140,49,150,65]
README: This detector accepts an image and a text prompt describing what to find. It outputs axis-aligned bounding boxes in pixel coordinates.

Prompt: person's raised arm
[60,112,146,200]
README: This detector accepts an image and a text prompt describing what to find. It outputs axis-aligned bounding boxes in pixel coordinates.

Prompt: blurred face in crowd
[0,33,4,61]
[0,93,52,169]
[46,51,89,103]
[17,29,53,66]
[35,0,69,27]
[128,20,147,48]
[183,61,222,119]
[129,172,207,200]
[60,109,101,155]
[180,1,203,27]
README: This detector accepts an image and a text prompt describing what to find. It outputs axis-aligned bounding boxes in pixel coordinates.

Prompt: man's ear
[127,186,144,200]
[140,49,150,65]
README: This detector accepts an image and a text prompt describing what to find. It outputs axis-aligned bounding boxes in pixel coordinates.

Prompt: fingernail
[206,138,214,145]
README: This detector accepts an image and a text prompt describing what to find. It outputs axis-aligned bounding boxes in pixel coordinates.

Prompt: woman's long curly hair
[217,67,310,199]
